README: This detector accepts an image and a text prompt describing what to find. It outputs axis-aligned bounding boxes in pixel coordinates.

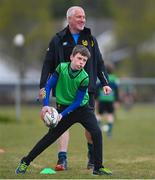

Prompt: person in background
[96,63,120,137]
[39,6,111,170]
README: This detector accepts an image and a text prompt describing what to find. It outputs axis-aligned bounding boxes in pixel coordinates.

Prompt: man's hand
[40,106,51,120]
[103,86,112,95]
[39,88,46,100]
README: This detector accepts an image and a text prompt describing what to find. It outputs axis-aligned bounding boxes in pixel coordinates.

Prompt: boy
[15,45,112,176]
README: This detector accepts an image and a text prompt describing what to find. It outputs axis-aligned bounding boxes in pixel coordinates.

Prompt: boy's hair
[72,45,91,59]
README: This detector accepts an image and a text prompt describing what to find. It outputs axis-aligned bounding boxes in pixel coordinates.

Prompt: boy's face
[70,53,88,70]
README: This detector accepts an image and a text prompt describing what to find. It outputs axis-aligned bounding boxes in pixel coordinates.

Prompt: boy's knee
[91,128,102,139]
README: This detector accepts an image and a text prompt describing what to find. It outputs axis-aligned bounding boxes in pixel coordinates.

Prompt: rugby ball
[43,107,59,128]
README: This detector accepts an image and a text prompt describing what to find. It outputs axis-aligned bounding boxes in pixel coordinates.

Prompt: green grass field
[0,104,155,179]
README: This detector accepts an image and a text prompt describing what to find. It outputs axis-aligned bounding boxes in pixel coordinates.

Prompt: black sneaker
[15,161,29,174]
[93,167,112,175]
[55,158,67,171]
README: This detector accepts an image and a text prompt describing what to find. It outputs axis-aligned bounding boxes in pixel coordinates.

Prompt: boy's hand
[40,106,51,120]
[103,86,112,95]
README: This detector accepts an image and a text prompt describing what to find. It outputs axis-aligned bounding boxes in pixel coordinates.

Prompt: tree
[0,0,56,120]
[50,0,114,18]
[0,0,54,78]
[112,0,155,76]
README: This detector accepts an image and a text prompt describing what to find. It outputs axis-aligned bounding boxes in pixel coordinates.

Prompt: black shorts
[98,101,114,114]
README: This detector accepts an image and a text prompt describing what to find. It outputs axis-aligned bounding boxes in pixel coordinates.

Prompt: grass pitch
[0,104,155,179]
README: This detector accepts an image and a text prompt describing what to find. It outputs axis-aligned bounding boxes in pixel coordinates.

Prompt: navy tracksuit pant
[23,105,103,170]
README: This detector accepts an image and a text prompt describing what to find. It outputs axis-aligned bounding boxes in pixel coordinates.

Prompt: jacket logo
[82,40,88,46]
[63,42,68,46]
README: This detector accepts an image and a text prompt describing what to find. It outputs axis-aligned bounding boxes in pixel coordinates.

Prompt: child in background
[96,63,120,137]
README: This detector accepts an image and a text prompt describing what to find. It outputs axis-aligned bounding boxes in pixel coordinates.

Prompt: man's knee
[57,130,70,152]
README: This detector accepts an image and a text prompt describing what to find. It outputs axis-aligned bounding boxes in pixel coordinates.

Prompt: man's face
[70,53,88,70]
[68,8,86,33]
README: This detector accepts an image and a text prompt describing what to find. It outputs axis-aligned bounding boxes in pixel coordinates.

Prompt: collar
[56,26,92,39]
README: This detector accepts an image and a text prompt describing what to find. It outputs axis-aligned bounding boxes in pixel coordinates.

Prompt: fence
[0,78,155,120]
[119,78,155,103]
[0,78,155,105]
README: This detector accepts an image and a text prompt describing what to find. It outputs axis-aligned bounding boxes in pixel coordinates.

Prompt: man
[39,6,111,170]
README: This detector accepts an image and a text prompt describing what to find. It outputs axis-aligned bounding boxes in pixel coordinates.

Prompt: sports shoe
[15,161,28,174]
[93,167,112,176]
[55,158,67,171]
[87,161,94,170]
